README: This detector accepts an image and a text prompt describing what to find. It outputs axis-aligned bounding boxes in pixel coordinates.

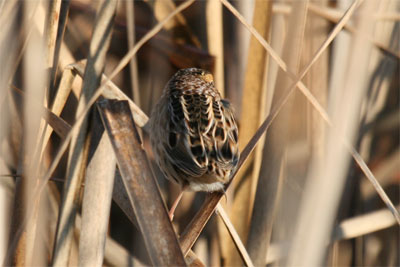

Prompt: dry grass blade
[332,205,400,241]
[1,0,43,109]
[216,203,254,267]
[126,1,140,106]
[348,147,400,224]
[43,112,70,142]
[48,0,70,86]
[23,11,60,263]
[0,2,18,259]
[41,67,76,154]
[52,1,117,265]
[97,99,186,266]
[361,149,400,197]
[206,0,224,96]
[0,160,13,263]
[44,0,62,70]
[0,0,18,107]
[304,0,329,171]
[78,109,116,267]
[32,0,60,177]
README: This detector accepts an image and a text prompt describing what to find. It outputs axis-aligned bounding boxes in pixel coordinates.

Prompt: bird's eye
[202,73,214,83]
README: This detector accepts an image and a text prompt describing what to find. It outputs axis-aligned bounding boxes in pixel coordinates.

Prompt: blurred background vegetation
[0,0,399,266]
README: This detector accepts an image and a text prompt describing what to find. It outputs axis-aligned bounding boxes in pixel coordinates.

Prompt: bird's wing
[164,90,208,178]
[204,98,240,176]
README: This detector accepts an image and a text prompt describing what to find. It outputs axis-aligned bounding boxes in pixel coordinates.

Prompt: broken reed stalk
[97,99,186,266]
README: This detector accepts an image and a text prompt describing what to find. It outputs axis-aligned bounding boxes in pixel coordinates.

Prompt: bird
[148,68,239,219]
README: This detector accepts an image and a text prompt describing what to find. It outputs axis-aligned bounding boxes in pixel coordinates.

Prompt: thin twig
[216,203,255,267]
[97,99,185,265]
[126,1,140,106]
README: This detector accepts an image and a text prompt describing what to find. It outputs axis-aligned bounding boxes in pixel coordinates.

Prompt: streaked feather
[149,68,239,192]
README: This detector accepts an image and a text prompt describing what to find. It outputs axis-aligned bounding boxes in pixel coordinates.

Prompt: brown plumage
[149,68,239,192]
